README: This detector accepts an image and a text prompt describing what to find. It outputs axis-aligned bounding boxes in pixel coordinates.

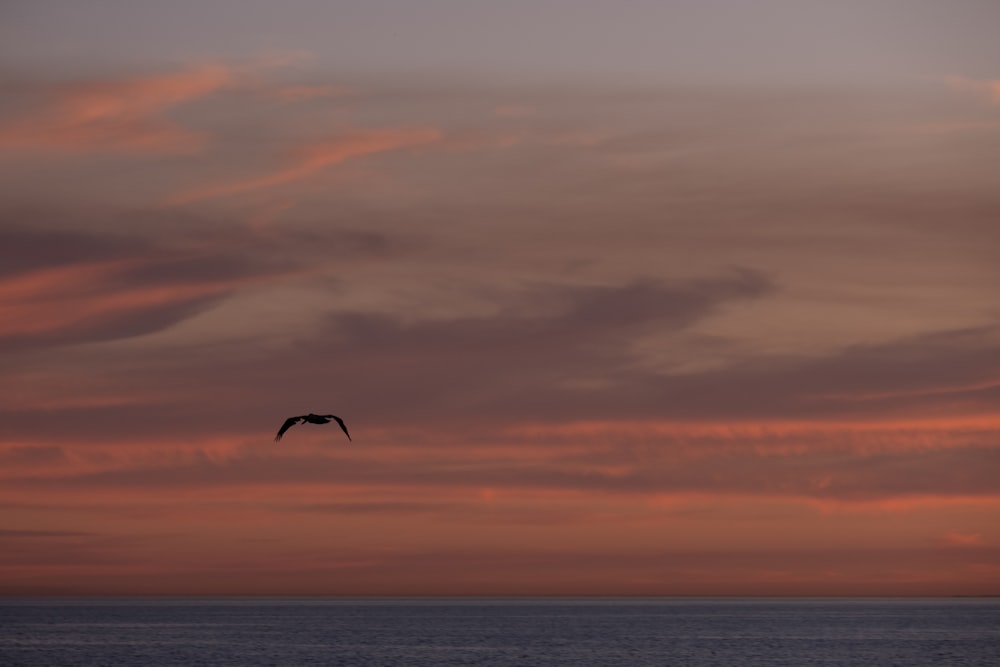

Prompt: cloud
[3,383,996,508]
[0,445,65,467]
[936,531,986,547]
[0,64,232,153]
[494,105,534,118]
[0,204,425,363]
[4,259,998,447]
[0,529,94,538]
[0,226,298,352]
[4,538,996,596]
[13,433,998,505]
[168,126,442,203]
[2,66,998,597]
[0,260,239,349]
[270,84,354,102]
[945,75,1000,104]
[0,529,147,575]
[303,320,999,428]
[0,268,773,442]
[0,226,153,279]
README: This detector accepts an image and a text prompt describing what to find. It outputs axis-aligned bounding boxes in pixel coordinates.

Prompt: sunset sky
[1,1,998,596]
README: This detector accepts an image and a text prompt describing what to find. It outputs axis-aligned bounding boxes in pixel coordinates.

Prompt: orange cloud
[0,64,231,153]
[168,126,442,203]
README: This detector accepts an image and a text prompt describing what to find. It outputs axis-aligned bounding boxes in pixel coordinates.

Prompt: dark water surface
[1,597,998,666]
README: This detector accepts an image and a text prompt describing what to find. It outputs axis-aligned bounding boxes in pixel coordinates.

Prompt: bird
[275,413,351,442]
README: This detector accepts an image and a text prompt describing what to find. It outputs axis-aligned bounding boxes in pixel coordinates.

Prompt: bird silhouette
[275,413,351,441]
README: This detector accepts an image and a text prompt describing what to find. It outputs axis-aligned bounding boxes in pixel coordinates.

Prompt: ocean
[1,597,997,666]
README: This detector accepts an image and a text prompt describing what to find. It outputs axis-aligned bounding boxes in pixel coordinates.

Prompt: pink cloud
[0,260,221,338]
[168,126,442,203]
[0,64,232,153]
[0,254,290,344]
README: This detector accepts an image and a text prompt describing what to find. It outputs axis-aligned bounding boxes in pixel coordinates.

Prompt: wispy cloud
[168,126,442,203]
[0,64,232,153]
[0,227,296,350]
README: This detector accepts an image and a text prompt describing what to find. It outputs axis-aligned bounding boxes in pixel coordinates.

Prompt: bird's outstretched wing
[275,416,303,441]
[331,415,351,441]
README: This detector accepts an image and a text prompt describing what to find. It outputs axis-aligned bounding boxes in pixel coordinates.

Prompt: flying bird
[275,413,351,442]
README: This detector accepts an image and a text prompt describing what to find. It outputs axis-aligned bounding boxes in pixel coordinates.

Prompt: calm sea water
[1,598,997,666]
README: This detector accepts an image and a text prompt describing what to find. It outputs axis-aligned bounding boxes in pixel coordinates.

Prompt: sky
[1,1,998,596]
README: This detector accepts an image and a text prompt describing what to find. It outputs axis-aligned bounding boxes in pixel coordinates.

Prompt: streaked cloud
[0,64,232,153]
[0,253,293,351]
[167,126,442,203]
